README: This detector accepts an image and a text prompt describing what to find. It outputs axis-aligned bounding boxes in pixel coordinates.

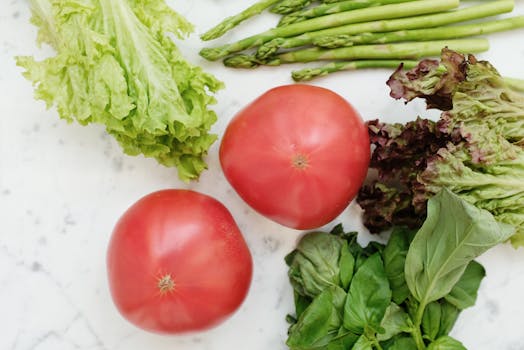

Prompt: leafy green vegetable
[383,227,416,304]
[352,335,374,350]
[17,0,223,181]
[339,242,355,290]
[287,286,347,350]
[427,336,466,350]
[405,189,513,307]
[377,303,411,341]
[287,232,345,298]
[285,190,503,350]
[445,261,485,310]
[343,253,391,334]
[421,301,442,342]
[357,49,524,246]
[436,302,459,339]
[382,336,418,350]
[326,329,360,350]
[293,291,313,320]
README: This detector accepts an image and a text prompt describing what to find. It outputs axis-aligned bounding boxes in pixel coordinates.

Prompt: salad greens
[17,0,223,181]
[285,190,513,350]
[357,49,524,247]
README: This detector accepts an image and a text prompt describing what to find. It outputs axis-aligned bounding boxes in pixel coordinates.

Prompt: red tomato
[107,190,253,334]
[220,84,370,230]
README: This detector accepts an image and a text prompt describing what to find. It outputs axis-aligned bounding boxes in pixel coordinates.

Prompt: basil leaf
[352,335,374,350]
[294,291,313,320]
[287,286,346,350]
[377,303,412,341]
[344,253,391,334]
[405,189,513,306]
[288,232,344,298]
[383,227,416,304]
[445,260,486,310]
[422,301,442,342]
[437,302,459,338]
[327,329,360,350]
[340,241,355,291]
[427,336,467,350]
[382,336,418,350]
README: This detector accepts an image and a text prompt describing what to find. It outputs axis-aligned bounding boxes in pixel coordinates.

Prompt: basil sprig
[285,189,513,350]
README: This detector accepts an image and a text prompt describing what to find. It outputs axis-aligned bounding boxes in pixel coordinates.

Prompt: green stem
[291,60,419,81]
[200,0,282,41]
[278,0,419,26]
[255,0,513,58]
[271,0,312,15]
[412,301,428,350]
[372,337,385,350]
[200,0,459,60]
[313,16,524,48]
[276,38,489,63]
[412,327,427,350]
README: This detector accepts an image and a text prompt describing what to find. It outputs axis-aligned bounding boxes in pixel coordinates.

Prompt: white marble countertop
[2,1,524,349]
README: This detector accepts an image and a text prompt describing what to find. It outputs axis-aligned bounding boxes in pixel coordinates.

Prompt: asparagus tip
[291,68,326,82]
[256,38,285,60]
[199,47,227,61]
[223,54,262,68]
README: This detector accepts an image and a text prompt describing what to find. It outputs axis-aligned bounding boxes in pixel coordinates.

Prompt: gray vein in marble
[0,246,109,350]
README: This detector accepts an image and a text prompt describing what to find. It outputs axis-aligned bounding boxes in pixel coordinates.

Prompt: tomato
[220,84,370,230]
[106,190,253,334]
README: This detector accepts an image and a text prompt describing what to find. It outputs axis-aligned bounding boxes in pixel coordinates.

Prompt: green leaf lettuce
[358,49,524,247]
[17,0,224,181]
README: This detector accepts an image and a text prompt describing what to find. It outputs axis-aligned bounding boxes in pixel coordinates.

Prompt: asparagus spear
[200,0,460,61]
[271,0,312,15]
[292,60,524,86]
[225,38,489,67]
[279,38,489,63]
[313,16,524,48]
[255,0,514,59]
[279,0,419,27]
[201,0,282,41]
[291,60,420,81]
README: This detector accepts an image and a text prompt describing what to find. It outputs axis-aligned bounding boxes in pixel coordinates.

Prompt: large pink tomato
[107,190,253,334]
[220,85,370,230]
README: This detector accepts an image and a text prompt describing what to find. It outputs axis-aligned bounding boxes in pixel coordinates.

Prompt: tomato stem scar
[157,274,175,294]
[292,154,309,170]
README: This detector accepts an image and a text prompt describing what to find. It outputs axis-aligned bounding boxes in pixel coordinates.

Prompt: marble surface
[1,0,524,349]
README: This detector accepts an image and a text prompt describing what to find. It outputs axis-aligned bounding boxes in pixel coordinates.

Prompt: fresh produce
[312,17,524,49]
[200,0,461,60]
[17,0,223,182]
[200,0,524,78]
[357,49,524,247]
[272,0,313,15]
[284,189,514,350]
[107,190,253,334]
[219,85,369,230]
[290,16,524,80]
[201,0,282,40]
[223,38,489,68]
[291,60,420,82]
[255,0,515,59]
[278,0,419,27]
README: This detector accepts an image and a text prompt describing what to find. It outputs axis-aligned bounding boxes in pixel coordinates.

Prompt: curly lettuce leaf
[359,49,524,247]
[17,0,223,181]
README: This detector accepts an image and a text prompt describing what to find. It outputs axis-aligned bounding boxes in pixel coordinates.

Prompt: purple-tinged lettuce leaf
[359,49,524,247]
